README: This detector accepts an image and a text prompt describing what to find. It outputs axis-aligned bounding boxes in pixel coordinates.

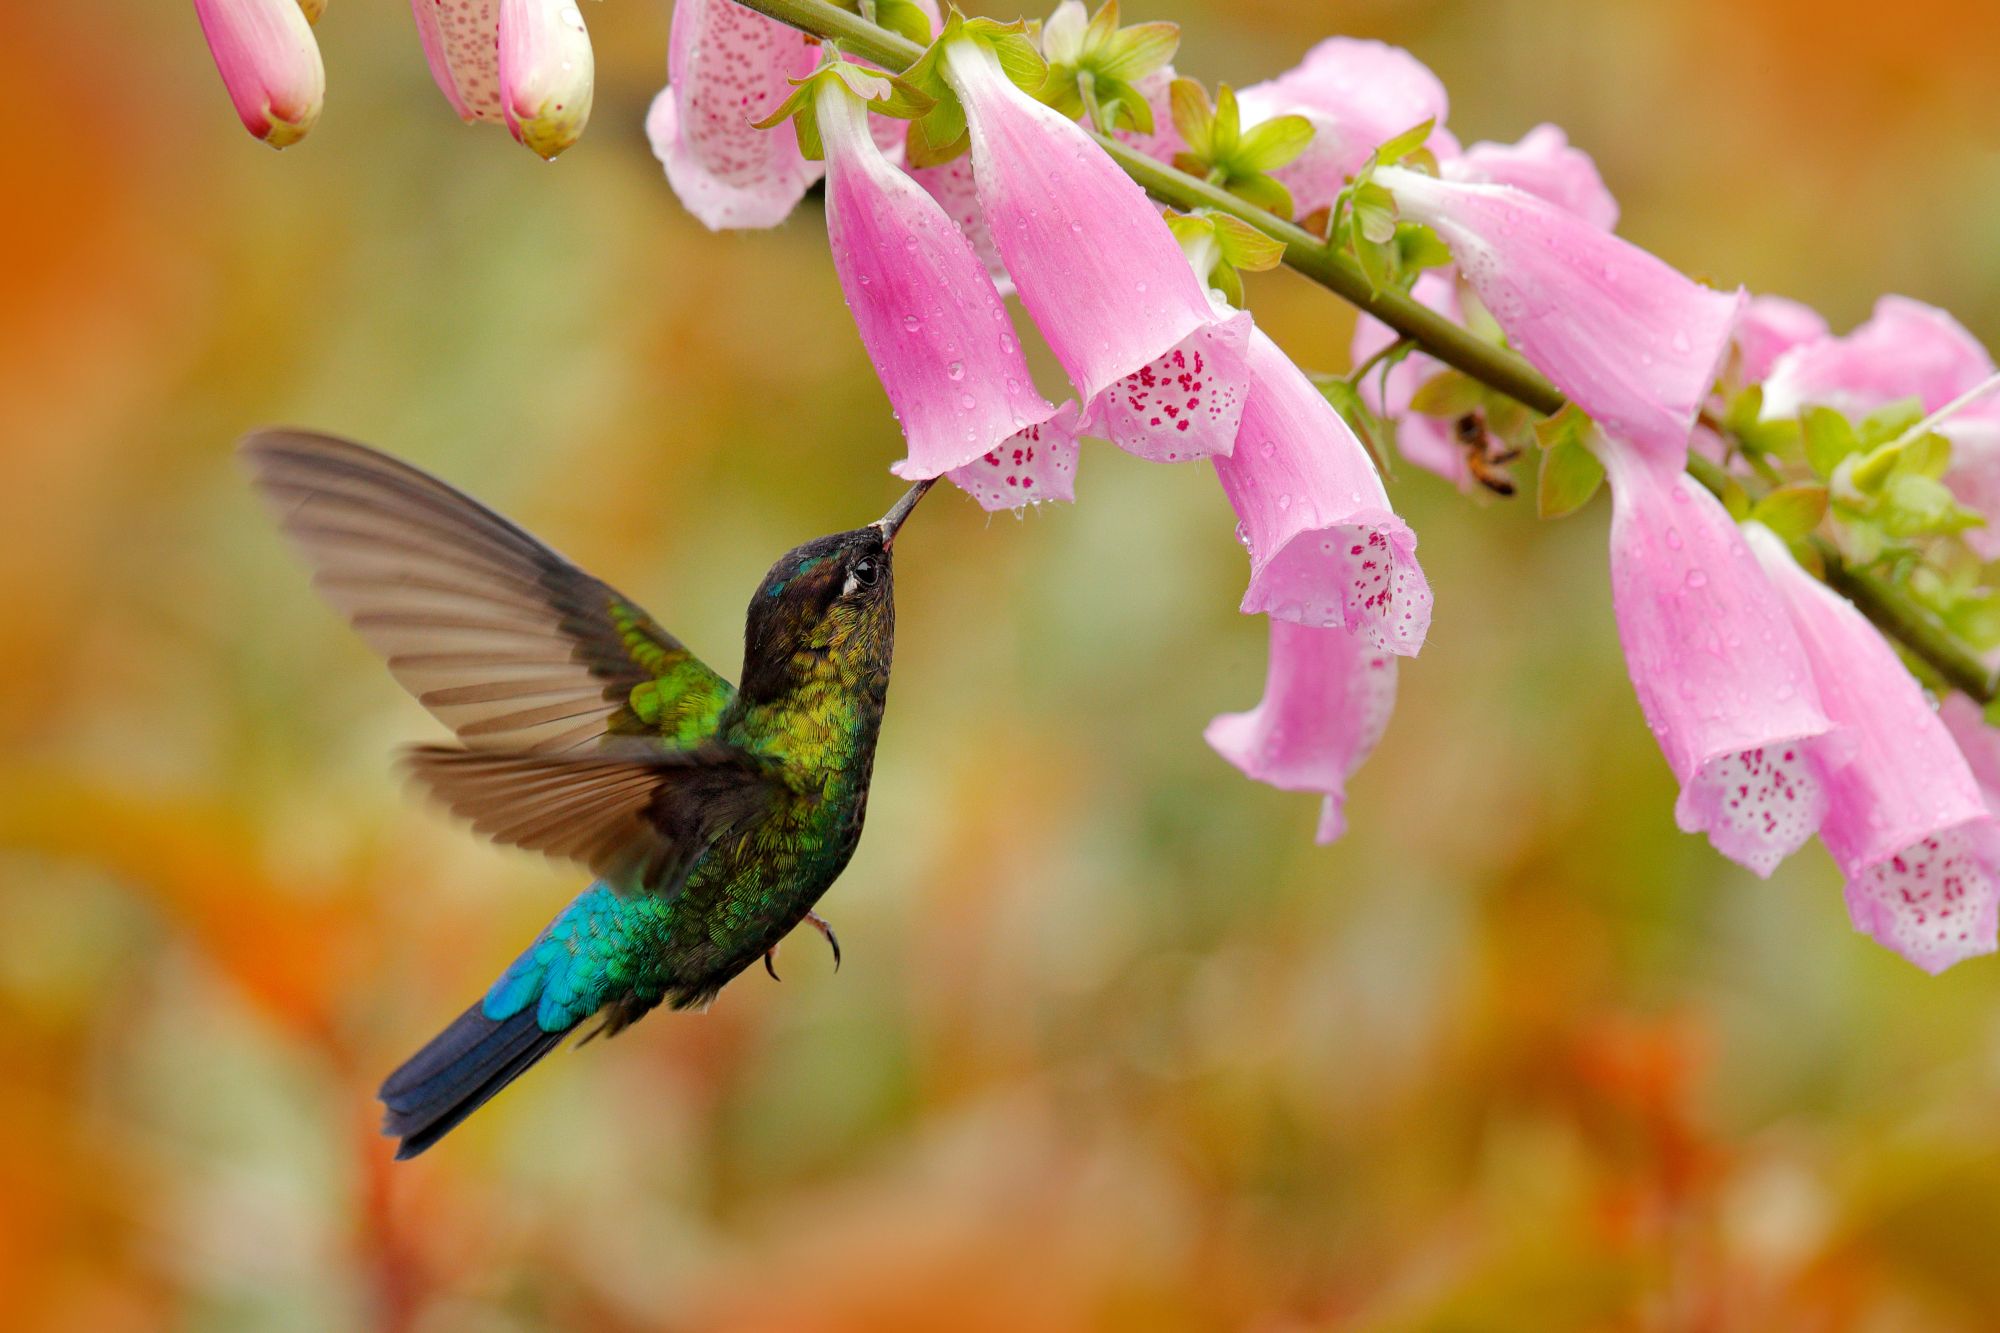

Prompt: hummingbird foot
[805,911,842,973]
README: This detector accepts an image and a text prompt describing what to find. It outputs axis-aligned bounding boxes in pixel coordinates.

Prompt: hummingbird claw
[805,911,841,972]
[763,948,781,982]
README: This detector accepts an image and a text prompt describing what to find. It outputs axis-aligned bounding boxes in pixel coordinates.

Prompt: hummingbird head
[738,480,933,703]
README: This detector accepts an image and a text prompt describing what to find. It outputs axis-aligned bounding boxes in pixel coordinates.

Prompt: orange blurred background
[4,2,2000,1328]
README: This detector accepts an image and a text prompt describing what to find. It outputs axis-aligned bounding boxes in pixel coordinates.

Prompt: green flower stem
[735,0,1999,704]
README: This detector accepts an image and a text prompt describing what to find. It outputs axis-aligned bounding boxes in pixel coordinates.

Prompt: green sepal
[1373,118,1435,167]
[1408,370,1485,419]
[1803,405,1861,478]
[1233,113,1314,174]
[1537,438,1605,520]
[1169,77,1215,159]
[1210,212,1286,273]
[1858,396,1926,446]
[874,0,937,45]
[1721,384,1803,462]
[1749,483,1829,541]
[901,11,1043,166]
[1983,693,2000,729]
[1394,222,1451,273]
[752,56,934,163]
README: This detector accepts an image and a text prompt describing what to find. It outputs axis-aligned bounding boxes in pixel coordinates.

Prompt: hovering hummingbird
[243,430,935,1158]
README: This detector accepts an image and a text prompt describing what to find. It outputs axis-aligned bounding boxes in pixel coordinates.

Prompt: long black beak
[873,478,936,549]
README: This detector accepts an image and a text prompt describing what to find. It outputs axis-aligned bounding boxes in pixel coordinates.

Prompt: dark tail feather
[379,1003,570,1159]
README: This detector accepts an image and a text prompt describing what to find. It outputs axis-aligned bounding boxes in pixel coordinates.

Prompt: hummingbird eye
[843,556,880,596]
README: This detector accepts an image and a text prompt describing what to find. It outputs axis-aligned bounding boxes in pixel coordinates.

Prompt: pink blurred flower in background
[1379,165,1743,471]
[1730,295,1828,386]
[648,0,823,227]
[413,0,596,158]
[1208,620,1398,845]
[193,0,325,148]
[1760,296,2000,557]
[1442,124,1618,231]
[1745,523,2000,972]
[1216,329,1433,654]
[812,72,1076,508]
[941,36,1251,464]
[1237,37,1456,219]
[1596,439,1833,875]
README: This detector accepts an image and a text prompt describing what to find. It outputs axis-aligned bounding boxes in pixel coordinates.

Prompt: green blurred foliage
[4,1,2000,1328]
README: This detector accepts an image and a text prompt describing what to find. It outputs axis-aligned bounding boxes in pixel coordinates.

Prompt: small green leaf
[1538,438,1606,519]
[1804,406,1861,477]
[1410,371,1486,419]
[1168,77,1213,159]
[1896,430,1952,480]
[1720,477,1753,522]
[1372,118,1435,167]
[1878,472,1963,537]
[1102,79,1153,134]
[1099,21,1179,81]
[1531,402,1593,452]
[1982,693,2000,729]
[1233,114,1315,173]
[1210,213,1286,272]
[1082,0,1121,49]
[1209,84,1242,158]
[1858,396,1925,447]
[1750,483,1829,540]
[1393,222,1451,272]
[1211,262,1245,308]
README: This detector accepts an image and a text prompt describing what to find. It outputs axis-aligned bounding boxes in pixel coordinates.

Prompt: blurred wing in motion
[243,429,735,752]
[405,740,780,897]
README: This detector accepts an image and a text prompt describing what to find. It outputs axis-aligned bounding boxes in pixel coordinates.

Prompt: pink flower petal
[195,0,325,147]
[1238,37,1454,219]
[1207,620,1398,845]
[1941,693,2000,817]
[944,40,1249,461]
[944,402,1083,510]
[1599,442,1833,874]
[1216,328,1433,654]
[817,83,1065,485]
[1760,295,1995,419]
[648,0,823,230]
[498,0,593,160]
[410,0,503,123]
[1731,294,1827,387]
[1443,124,1618,232]
[1380,166,1745,471]
[907,148,1013,298]
[1090,310,1254,463]
[1745,522,2000,971]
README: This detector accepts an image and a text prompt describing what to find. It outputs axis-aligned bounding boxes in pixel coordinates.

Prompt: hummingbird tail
[378,1002,572,1159]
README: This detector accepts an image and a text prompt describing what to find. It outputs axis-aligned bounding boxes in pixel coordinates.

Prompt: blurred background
[5,1,2000,1328]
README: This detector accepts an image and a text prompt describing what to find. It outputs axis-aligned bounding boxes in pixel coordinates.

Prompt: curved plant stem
[733,0,1999,704]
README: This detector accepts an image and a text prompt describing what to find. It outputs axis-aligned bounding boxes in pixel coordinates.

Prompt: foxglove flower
[1379,166,1745,470]
[1237,37,1456,219]
[1941,695,2000,818]
[940,36,1251,463]
[1597,439,1833,874]
[1216,328,1433,653]
[413,0,595,159]
[1744,523,2000,972]
[1760,295,2000,555]
[647,0,824,228]
[1442,124,1617,231]
[813,73,1076,506]
[194,0,325,148]
[908,151,1013,297]
[1207,619,1398,845]
[1731,295,1826,386]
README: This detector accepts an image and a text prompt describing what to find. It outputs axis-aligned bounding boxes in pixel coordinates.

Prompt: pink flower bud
[194,0,325,148]
[499,0,594,160]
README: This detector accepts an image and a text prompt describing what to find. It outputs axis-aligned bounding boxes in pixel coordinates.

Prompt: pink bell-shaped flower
[1379,165,1745,470]
[1730,295,1827,387]
[1597,439,1834,874]
[1207,620,1399,845]
[413,0,596,158]
[194,0,325,148]
[814,74,1076,507]
[1941,694,2000,819]
[1744,523,2000,972]
[1215,327,1433,654]
[646,0,824,228]
[1350,270,1477,489]
[907,149,1013,298]
[1237,37,1455,220]
[941,37,1251,463]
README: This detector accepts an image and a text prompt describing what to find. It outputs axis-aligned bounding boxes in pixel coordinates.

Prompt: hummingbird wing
[404,740,780,897]
[243,430,735,753]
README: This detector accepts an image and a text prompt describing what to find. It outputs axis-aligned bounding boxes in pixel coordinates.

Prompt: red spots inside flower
[1848,825,2000,971]
[1687,743,1825,876]
[1098,327,1247,462]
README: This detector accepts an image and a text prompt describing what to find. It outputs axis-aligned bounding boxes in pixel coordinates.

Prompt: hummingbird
[242,429,935,1158]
